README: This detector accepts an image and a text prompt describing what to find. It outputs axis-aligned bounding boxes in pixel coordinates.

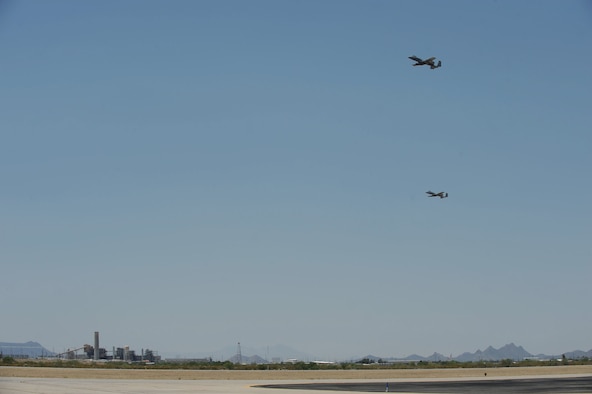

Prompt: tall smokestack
[94,332,99,361]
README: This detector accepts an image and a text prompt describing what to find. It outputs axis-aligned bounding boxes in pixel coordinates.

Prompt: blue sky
[1,0,591,361]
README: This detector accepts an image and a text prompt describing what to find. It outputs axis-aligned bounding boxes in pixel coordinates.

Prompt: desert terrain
[2,365,592,380]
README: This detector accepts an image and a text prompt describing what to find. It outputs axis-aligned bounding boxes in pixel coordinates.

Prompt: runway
[259,375,592,392]
[2,375,592,394]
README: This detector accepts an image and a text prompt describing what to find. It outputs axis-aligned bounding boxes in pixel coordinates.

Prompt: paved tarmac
[259,375,592,393]
[2,375,592,393]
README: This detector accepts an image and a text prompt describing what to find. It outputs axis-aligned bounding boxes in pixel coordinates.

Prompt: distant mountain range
[227,343,592,363]
[363,343,592,363]
[3,341,591,363]
[455,343,532,362]
[161,344,314,362]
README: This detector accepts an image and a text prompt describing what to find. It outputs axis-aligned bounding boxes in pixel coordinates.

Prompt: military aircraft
[426,191,448,199]
[409,55,442,69]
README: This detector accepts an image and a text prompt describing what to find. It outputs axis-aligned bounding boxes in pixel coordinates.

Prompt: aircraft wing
[424,57,436,64]
[408,56,422,62]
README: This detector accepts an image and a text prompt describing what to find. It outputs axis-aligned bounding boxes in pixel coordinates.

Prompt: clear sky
[1,0,591,361]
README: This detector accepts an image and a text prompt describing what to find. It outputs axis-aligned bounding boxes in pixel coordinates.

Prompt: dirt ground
[2,365,592,380]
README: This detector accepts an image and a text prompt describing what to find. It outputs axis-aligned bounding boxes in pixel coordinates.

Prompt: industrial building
[57,332,160,363]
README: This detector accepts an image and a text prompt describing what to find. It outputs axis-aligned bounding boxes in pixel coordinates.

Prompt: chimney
[94,332,99,361]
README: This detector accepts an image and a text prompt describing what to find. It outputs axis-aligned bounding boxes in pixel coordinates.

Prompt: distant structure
[52,332,159,363]
[237,342,242,364]
[0,341,54,359]
[94,332,99,361]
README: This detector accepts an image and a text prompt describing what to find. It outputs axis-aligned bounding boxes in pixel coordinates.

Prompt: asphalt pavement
[258,376,592,393]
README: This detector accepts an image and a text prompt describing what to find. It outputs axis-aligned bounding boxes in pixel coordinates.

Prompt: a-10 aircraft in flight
[426,191,448,199]
[409,55,442,69]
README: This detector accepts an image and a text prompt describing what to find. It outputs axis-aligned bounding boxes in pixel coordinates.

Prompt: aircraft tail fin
[437,60,442,68]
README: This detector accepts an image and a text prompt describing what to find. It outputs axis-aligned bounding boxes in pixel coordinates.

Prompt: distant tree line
[1,356,590,369]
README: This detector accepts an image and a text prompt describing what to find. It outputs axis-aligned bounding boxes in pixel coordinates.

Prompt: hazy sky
[2,0,591,361]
